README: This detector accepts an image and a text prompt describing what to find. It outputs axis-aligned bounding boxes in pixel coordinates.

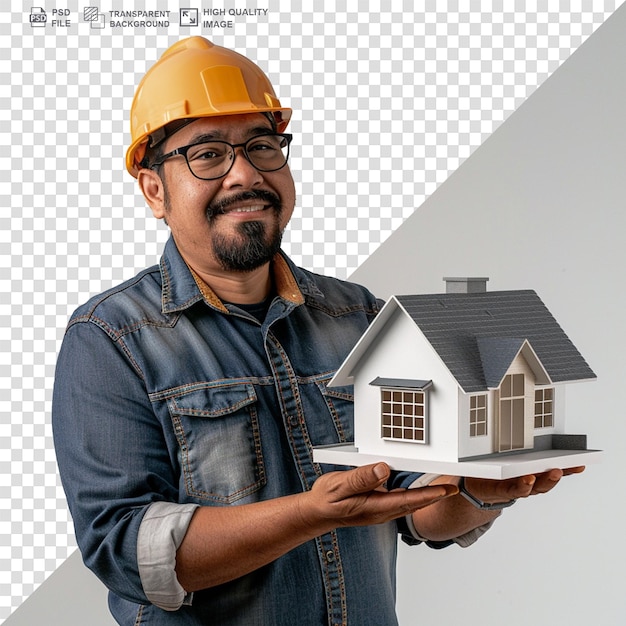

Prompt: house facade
[328,278,595,465]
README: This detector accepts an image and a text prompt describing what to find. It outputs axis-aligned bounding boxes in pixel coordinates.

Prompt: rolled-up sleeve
[137,501,199,610]
[52,318,185,606]
[403,473,496,548]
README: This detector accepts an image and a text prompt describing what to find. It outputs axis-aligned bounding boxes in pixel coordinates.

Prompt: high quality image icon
[180,8,199,26]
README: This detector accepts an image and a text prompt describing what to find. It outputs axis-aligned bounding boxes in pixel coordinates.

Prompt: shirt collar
[159,236,306,314]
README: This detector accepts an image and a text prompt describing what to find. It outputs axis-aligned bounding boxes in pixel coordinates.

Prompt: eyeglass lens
[186,134,290,180]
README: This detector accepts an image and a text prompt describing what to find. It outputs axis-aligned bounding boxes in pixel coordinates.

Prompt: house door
[498,374,525,452]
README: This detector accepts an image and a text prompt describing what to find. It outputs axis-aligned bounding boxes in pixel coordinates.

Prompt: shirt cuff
[137,501,200,611]
[451,519,497,548]
[404,474,496,548]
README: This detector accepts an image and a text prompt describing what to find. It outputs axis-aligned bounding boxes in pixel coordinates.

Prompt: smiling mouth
[206,190,281,220]
[227,205,268,214]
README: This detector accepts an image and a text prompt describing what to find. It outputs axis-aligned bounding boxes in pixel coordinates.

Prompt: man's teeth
[231,205,265,213]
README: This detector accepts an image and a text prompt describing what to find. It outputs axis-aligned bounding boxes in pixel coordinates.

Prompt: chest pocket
[167,383,266,504]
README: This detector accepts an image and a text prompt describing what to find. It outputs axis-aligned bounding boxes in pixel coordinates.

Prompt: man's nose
[221,147,263,188]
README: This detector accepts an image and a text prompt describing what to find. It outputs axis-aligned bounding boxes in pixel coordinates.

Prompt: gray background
[354,7,626,625]
[2,1,624,625]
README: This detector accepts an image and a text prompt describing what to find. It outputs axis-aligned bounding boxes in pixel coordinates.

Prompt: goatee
[211,219,283,273]
[206,190,284,273]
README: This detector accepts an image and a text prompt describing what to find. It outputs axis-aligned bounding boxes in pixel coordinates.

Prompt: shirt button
[325,550,335,563]
[288,415,299,427]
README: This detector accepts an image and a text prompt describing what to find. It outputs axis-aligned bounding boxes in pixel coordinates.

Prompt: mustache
[206,190,282,219]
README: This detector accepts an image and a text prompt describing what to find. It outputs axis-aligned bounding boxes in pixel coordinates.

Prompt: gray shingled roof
[395,290,596,393]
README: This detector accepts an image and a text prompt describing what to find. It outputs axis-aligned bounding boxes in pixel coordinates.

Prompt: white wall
[352,6,626,625]
[352,308,461,462]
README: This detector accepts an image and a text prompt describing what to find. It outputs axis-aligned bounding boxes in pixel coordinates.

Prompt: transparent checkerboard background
[0,0,619,620]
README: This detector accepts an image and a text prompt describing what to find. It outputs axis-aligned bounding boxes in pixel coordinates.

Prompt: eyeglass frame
[148,132,293,181]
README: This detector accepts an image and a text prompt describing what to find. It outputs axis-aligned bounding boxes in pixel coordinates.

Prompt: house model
[313,278,602,479]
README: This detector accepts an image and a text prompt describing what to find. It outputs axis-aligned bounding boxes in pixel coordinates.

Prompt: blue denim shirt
[53,237,434,626]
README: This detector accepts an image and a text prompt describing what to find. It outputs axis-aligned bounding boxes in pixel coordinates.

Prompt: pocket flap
[169,383,257,418]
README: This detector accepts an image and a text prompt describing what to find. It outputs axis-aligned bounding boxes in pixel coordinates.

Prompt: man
[52,37,581,625]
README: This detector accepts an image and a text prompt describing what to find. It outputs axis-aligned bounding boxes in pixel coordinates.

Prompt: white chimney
[443,277,489,294]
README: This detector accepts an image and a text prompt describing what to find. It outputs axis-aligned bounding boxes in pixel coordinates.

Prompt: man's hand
[301,462,458,532]
[413,466,585,543]
[176,462,458,591]
[463,466,586,505]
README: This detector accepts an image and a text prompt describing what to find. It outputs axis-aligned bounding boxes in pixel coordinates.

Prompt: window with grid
[469,394,487,437]
[381,388,426,443]
[534,387,554,428]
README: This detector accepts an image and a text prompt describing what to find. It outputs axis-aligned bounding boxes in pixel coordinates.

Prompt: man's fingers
[341,463,457,500]
[466,465,586,503]
[530,466,584,495]
[562,465,585,476]
[416,484,459,507]
[352,483,459,524]
[334,463,391,499]
[320,463,459,523]
[529,469,561,495]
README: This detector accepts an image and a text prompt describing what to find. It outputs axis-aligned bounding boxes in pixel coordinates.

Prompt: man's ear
[137,168,167,220]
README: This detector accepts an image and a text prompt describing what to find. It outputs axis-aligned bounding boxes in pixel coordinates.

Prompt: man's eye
[193,149,219,160]
[189,144,227,161]
[249,143,279,154]
[248,137,282,152]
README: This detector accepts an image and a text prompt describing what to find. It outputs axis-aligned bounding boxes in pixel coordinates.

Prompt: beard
[210,218,283,273]
[206,190,284,273]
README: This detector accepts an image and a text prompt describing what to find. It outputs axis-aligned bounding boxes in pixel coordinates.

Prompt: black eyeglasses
[150,133,293,181]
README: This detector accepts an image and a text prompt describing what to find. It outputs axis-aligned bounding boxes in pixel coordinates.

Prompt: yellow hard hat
[125,36,292,177]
